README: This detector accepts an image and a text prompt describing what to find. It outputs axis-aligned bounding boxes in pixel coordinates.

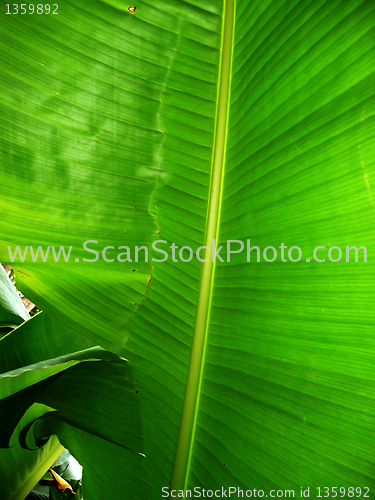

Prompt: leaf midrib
[169,0,235,491]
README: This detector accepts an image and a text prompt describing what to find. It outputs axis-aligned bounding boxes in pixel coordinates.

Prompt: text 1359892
[6,4,58,14]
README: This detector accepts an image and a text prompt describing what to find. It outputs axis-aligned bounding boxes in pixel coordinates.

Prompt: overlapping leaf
[0,312,146,499]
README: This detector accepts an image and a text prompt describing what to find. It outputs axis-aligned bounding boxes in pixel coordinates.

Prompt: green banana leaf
[1,0,374,498]
[0,312,146,499]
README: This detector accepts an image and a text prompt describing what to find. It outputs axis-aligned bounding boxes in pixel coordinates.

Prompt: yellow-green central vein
[169,0,235,492]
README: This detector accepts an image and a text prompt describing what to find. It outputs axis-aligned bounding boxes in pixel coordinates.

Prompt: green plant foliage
[0,312,146,499]
[0,0,374,498]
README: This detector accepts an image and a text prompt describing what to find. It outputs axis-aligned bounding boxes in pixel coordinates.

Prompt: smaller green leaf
[0,311,95,375]
[0,295,146,498]
[0,355,146,498]
[0,346,117,401]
